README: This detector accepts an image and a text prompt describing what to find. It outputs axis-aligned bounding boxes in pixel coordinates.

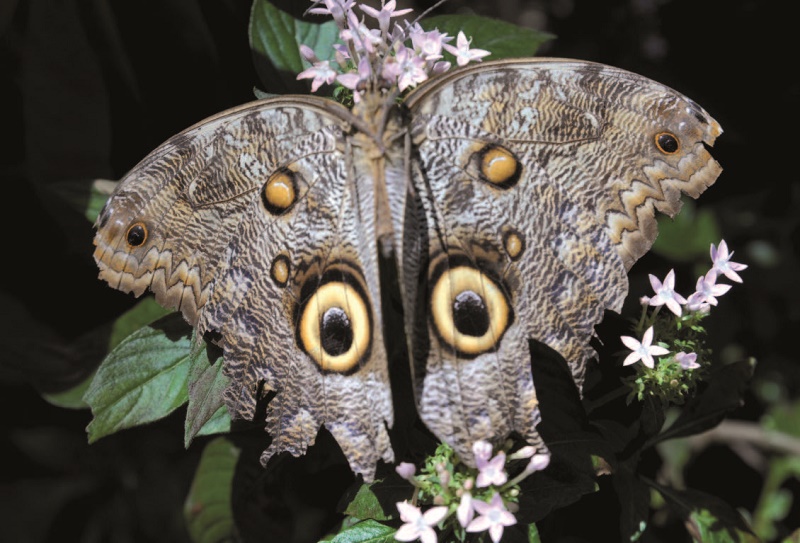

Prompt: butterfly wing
[94,96,394,481]
[396,58,722,464]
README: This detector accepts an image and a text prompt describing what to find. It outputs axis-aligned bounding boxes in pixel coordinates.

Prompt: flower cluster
[298,0,490,102]
[394,441,550,543]
[621,240,747,403]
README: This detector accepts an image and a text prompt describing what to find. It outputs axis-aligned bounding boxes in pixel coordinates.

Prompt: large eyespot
[474,144,521,189]
[262,168,298,215]
[655,132,680,154]
[126,222,148,247]
[295,266,372,373]
[429,259,513,358]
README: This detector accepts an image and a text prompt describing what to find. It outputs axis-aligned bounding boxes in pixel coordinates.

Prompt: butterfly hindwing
[399,58,722,465]
[94,97,394,481]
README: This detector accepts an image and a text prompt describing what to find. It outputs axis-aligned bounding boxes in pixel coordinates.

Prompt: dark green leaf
[653,199,721,263]
[649,481,758,543]
[41,374,94,410]
[528,523,542,543]
[49,178,117,223]
[421,15,554,61]
[42,298,174,410]
[184,437,240,543]
[613,462,650,542]
[84,314,194,442]
[195,406,231,438]
[342,483,395,522]
[329,519,396,543]
[249,0,339,91]
[647,359,755,447]
[185,346,231,447]
[108,297,175,350]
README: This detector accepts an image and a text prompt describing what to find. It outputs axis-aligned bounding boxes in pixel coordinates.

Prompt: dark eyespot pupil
[320,307,353,356]
[657,133,679,153]
[452,290,489,337]
[127,224,146,246]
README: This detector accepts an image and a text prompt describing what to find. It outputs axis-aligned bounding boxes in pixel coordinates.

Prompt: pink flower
[360,0,412,36]
[476,450,507,488]
[648,269,687,316]
[711,240,747,283]
[621,326,670,369]
[675,352,700,370]
[394,502,448,543]
[457,491,474,527]
[395,462,416,480]
[686,269,731,310]
[443,31,490,66]
[466,493,517,543]
[297,60,337,92]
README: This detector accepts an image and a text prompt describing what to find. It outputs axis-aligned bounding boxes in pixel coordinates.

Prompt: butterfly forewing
[399,58,722,465]
[94,97,394,481]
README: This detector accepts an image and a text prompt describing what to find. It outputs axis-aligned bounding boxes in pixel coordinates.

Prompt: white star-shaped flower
[648,269,687,316]
[394,501,448,543]
[475,450,507,488]
[621,326,670,369]
[466,493,517,543]
[686,269,731,310]
[443,31,490,66]
[711,240,747,283]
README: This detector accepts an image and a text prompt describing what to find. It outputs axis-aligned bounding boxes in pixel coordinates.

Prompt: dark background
[1,0,797,541]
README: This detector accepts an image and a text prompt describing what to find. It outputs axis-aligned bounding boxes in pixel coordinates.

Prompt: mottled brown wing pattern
[397,58,722,465]
[94,97,394,481]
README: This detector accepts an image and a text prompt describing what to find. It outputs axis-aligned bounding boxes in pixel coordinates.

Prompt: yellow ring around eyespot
[298,282,370,372]
[481,147,518,185]
[126,222,148,247]
[654,132,680,155]
[264,172,296,210]
[430,266,510,355]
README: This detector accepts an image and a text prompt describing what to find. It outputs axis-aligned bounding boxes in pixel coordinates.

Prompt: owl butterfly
[94,57,721,482]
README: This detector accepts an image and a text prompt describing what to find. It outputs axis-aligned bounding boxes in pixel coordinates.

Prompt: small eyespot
[655,132,680,154]
[270,254,291,287]
[295,266,372,374]
[475,144,521,189]
[262,169,298,215]
[126,222,147,247]
[502,229,525,261]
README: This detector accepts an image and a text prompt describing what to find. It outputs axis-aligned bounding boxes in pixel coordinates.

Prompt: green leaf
[49,178,117,223]
[653,199,721,263]
[185,345,231,447]
[41,374,94,410]
[84,313,194,442]
[184,437,240,543]
[613,462,650,542]
[42,298,174,410]
[752,456,800,541]
[650,482,758,543]
[328,519,396,543]
[647,359,755,447]
[195,406,231,439]
[421,15,554,61]
[342,483,395,522]
[249,0,339,90]
[528,523,542,543]
[108,297,175,350]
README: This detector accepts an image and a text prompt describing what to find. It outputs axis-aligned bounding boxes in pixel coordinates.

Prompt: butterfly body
[94,58,721,481]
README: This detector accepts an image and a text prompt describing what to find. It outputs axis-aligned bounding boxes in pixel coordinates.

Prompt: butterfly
[93,56,722,482]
